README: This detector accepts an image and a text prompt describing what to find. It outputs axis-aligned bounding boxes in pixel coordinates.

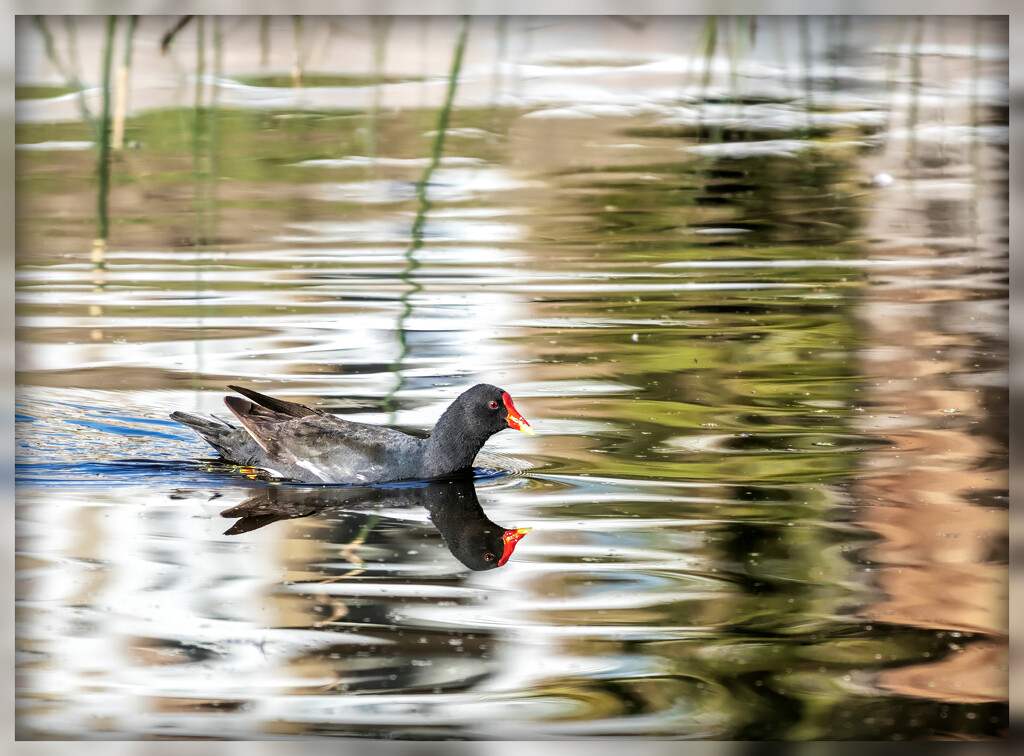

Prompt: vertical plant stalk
[384,15,470,417]
[771,16,789,101]
[490,15,508,125]
[193,15,207,247]
[418,17,429,108]
[112,15,138,150]
[210,15,223,249]
[824,15,836,96]
[511,15,531,101]
[31,16,97,136]
[412,15,469,240]
[260,15,270,67]
[696,14,720,143]
[698,15,717,95]
[799,16,813,135]
[694,15,718,144]
[95,15,117,254]
[192,16,207,384]
[64,16,100,140]
[690,16,720,192]
[969,17,981,169]
[968,17,982,240]
[882,17,906,132]
[727,16,752,129]
[742,16,757,140]
[906,15,925,169]
[833,16,849,100]
[368,15,391,161]
[936,16,948,169]
[292,15,303,88]
[726,16,740,120]
[194,15,206,118]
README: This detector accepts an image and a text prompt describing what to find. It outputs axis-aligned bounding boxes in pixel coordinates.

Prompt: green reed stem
[384,15,470,417]
[413,15,469,234]
[192,15,207,247]
[95,15,117,244]
[32,16,97,139]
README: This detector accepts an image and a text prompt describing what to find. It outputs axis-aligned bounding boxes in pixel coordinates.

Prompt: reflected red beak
[502,392,534,435]
[497,527,532,566]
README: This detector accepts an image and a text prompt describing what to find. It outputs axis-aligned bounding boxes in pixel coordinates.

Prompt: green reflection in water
[384,15,470,418]
[13,17,1007,739]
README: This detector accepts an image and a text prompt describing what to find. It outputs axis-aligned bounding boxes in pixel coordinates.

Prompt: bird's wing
[223,397,421,483]
[228,385,324,418]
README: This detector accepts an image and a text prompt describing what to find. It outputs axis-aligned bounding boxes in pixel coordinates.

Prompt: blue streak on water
[65,418,186,441]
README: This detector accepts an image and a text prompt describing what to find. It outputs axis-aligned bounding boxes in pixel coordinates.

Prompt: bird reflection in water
[219,477,531,571]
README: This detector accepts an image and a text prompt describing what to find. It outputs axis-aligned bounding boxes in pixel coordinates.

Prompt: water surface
[15,16,1008,740]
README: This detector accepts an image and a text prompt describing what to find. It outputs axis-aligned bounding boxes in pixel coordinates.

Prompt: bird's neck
[425,405,488,476]
[426,484,489,532]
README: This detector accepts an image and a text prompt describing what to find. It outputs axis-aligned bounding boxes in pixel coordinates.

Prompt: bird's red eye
[488,400,499,409]
[484,553,494,561]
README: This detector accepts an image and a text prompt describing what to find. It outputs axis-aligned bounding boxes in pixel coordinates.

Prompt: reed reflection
[220,477,530,571]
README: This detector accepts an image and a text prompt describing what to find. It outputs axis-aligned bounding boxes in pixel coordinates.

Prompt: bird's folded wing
[224,398,418,482]
[228,384,323,418]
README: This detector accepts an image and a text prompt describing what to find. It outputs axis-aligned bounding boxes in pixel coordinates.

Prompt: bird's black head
[426,384,534,481]
[444,383,534,440]
[442,520,532,571]
[425,478,531,571]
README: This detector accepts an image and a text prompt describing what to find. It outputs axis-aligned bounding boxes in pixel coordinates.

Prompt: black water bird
[171,383,533,485]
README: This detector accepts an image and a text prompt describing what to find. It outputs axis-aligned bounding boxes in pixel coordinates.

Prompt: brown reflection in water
[853,87,1007,707]
[876,640,1006,706]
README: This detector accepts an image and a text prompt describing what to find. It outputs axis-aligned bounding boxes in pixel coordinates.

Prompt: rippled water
[15,16,1008,740]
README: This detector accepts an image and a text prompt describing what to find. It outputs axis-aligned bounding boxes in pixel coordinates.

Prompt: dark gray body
[170,384,516,485]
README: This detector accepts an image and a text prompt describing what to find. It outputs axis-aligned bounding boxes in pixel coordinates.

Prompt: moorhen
[171,383,534,485]
[219,478,531,570]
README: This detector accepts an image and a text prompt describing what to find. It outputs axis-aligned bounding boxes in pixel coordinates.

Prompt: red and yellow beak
[498,527,532,566]
[502,392,534,435]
